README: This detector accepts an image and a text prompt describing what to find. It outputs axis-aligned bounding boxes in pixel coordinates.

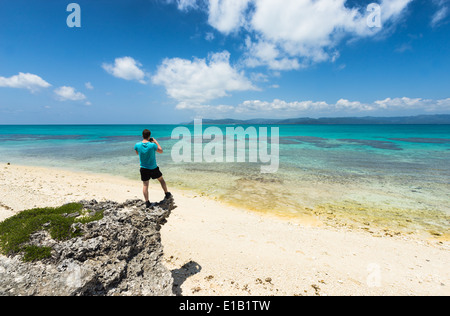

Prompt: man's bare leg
[157,176,168,194]
[143,180,150,202]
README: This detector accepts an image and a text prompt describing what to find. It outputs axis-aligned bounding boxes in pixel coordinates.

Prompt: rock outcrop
[0,198,176,296]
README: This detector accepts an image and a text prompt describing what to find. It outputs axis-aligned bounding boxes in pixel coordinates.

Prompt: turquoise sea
[0,124,449,237]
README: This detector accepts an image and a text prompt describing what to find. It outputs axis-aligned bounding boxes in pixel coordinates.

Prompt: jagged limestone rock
[0,198,176,296]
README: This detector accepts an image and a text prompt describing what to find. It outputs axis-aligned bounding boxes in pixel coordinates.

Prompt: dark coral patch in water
[389,138,450,144]
[338,139,402,151]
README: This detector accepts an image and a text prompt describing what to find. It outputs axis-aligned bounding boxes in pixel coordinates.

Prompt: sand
[0,163,448,296]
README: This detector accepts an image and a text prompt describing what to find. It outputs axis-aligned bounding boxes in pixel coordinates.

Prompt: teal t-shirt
[134,142,158,170]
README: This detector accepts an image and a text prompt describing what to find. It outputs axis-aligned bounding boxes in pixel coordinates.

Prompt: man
[135,129,172,208]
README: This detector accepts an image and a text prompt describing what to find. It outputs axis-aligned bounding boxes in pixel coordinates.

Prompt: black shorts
[140,167,163,181]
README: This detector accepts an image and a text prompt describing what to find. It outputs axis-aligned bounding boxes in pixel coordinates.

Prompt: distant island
[186,114,450,125]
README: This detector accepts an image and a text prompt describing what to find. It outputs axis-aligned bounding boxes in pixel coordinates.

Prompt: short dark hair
[142,129,151,140]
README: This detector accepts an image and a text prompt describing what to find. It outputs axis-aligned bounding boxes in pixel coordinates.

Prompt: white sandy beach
[0,163,448,296]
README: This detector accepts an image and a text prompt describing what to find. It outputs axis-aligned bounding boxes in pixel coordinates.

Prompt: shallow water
[0,124,449,237]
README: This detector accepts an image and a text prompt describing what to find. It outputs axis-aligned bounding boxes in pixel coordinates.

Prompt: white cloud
[137,91,450,117]
[235,97,450,115]
[0,72,51,93]
[243,37,302,70]
[186,97,448,118]
[236,99,329,113]
[249,0,412,68]
[102,56,146,84]
[85,82,94,90]
[250,0,359,45]
[176,102,235,112]
[54,86,87,102]
[379,0,413,22]
[431,0,449,27]
[207,0,251,34]
[170,0,412,70]
[431,6,448,26]
[205,32,215,41]
[336,99,374,111]
[436,97,450,107]
[167,0,199,11]
[374,97,450,112]
[152,51,257,109]
[375,97,423,109]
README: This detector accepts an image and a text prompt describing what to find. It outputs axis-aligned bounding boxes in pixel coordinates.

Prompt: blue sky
[0,0,449,124]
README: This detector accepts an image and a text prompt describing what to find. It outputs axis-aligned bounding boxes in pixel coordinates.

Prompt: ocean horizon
[1,123,449,238]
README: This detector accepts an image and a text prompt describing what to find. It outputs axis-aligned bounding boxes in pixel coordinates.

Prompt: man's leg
[143,181,150,202]
[157,176,168,194]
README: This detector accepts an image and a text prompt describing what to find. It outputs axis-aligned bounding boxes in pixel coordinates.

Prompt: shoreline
[0,162,449,295]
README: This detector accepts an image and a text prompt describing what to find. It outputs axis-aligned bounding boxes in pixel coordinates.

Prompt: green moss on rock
[0,203,103,261]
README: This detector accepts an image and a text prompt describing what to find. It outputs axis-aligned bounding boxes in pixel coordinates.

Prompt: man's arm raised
[152,139,163,154]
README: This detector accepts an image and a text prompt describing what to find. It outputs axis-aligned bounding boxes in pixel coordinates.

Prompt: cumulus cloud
[374,97,450,112]
[162,95,450,117]
[102,57,147,84]
[54,86,87,102]
[236,99,328,113]
[248,0,412,68]
[207,0,251,34]
[243,37,302,70]
[0,72,51,93]
[335,99,374,111]
[152,51,257,109]
[235,97,450,115]
[169,0,412,70]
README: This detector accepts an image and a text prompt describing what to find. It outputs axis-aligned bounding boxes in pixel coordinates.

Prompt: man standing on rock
[135,129,172,208]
